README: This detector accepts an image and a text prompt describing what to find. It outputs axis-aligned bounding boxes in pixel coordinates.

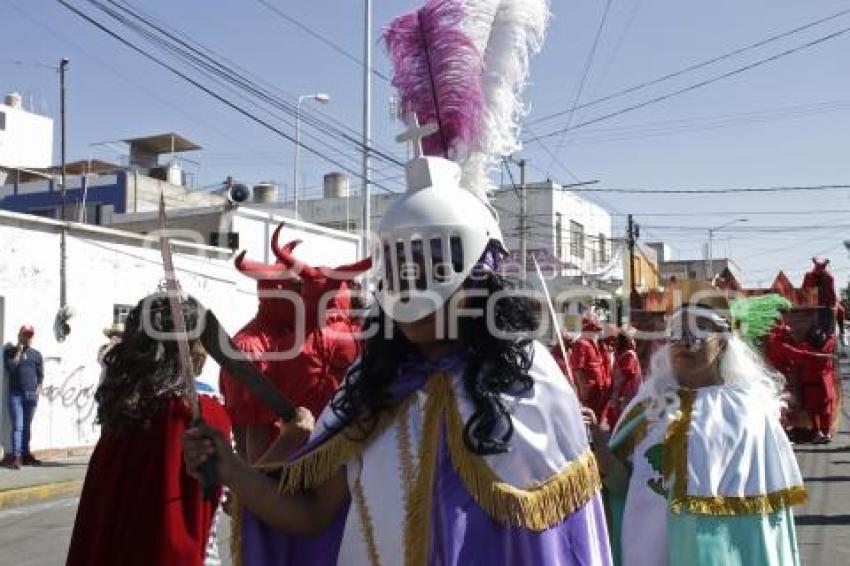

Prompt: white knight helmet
[377,115,503,323]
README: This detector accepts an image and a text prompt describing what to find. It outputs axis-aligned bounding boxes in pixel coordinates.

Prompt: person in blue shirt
[3,325,44,469]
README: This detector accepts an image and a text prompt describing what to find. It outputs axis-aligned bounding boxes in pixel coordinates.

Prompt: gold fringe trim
[403,374,446,566]
[396,400,416,504]
[272,399,411,494]
[663,388,695,510]
[612,404,648,461]
[660,389,806,515]
[677,486,809,516]
[230,499,243,566]
[351,476,383,566]
[441,376,603,532]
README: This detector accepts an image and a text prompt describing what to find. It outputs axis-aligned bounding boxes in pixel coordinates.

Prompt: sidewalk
[0,452,91,510]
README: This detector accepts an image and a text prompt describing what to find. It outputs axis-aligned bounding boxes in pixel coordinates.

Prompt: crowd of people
[550,317,644,430]
[59,269,814,565]
[14,0,834,561]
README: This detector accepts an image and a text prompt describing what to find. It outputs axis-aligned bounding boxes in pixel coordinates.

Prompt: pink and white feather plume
[385,0,550,200]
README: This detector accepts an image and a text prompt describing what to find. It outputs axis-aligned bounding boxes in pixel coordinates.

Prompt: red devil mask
[235,223,372,327]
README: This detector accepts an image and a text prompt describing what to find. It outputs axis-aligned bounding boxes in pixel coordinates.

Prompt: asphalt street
[0,498,232,566]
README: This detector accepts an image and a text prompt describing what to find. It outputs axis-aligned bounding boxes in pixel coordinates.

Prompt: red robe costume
[570,317,611,420]
[801,258,838,309]
[67,395,230,566]
[794,336,837,436]
[220,225,369,430]
[605,347,642,427]
[801,257,841,334]
[764,323,801,426]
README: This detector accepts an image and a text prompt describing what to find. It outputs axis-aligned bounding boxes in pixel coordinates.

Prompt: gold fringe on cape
[662,387,807,516]
[438,375,603,532]
[403,375,445,566]
[678,486,809,516]
[351,476,383,566]
[663,388,695,508]
[270,399,412,494]
[261,370,602,565]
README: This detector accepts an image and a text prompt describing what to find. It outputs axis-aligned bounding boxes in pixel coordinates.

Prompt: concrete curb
[0,480,83,510]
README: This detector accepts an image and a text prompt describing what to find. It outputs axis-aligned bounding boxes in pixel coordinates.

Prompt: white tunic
[309,341,592,565]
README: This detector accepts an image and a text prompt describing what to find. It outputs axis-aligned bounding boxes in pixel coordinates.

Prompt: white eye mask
[667,307,731,352]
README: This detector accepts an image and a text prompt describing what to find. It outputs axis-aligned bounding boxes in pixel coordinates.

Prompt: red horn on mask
[270,223,302,260]
[234,250,291,280]
[271,225,319,278]
[320,257,373,280]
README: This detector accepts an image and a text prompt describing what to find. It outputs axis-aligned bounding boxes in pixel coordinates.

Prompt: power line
[5,1,271,153]
[254,0,391,82]
[526,22,850,143]
[641,223,850,232]
[98,0,405,168]
[86,0,370,173]
[588,0,645,98]
[535,99,850,148]
[610,208,850,217]
[57,0,400,193]
[527,6,850,127]
[565,184,850,195]
[0,58,58,70]
[547,0,614,173]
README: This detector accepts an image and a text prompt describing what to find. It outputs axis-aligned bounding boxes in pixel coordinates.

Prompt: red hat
[581,314,602,333]
[19,325,35,336]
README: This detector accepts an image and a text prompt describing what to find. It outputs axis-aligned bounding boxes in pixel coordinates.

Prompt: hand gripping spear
[157,194,296,499]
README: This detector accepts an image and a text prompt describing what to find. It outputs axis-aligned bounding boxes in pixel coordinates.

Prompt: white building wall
[0,101,53,169]
[492,183,613,275]
[294,193,399,233]
[233,208,360,267]
[0,209,359,453]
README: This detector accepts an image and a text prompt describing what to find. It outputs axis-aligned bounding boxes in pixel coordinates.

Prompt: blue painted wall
[0,171,128,217]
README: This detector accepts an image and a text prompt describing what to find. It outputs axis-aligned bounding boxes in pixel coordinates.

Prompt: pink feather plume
[384,0,484,158]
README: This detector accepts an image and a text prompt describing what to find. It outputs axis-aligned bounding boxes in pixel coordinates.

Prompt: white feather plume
[458,0,551,197]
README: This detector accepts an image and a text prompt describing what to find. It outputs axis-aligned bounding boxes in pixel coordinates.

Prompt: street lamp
[293,93,331,215]
[707,218,748,280]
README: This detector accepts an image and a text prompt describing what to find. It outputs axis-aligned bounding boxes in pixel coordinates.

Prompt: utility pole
[361,0,373,260]
[627,214,640,310]
[505,156,528,280]
[519,158,527,281]
[706,218,747,281]
[59,57,69,309]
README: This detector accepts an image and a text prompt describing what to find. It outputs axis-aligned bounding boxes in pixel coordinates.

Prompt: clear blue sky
[2,0,849,289]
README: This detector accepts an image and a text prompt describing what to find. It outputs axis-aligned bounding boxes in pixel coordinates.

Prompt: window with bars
[598,233,607,264]
[570,221,584,259]
[555,213,563,259]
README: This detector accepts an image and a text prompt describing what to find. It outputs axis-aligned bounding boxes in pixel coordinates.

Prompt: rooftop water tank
[4,92,22,109]
[253,182,278,203]
[324,172,350,198]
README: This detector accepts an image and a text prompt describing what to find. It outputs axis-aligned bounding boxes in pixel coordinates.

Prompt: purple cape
[236,351,612,565]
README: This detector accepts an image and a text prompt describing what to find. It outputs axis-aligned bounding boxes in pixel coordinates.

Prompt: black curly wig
[331,272,539,455]
[96,293,202,433]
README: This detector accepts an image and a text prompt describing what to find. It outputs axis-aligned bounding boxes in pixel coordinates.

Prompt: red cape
[67,396,231,566]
